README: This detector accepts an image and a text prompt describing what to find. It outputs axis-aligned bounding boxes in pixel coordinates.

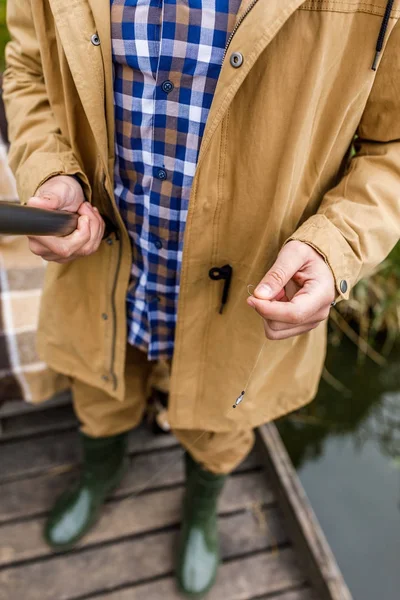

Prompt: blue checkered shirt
[111,0,241,359]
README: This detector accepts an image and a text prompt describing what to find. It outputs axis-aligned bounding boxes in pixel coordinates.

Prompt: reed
[0,0,7,73]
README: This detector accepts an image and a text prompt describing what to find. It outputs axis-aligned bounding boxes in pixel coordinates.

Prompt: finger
[267,317,324,332]
[27,241,60,262]
[79,201,99,219]
[76,204,105,254]
[263,319,322,341]
[27,194,65,211]
[253,243,308,301]
[27,235,64,260]
[79,203,105,236]
[27,238,65,262]
[249,281,329,324]
[29,216,91,260]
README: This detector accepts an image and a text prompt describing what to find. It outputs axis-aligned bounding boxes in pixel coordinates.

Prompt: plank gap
[248,582,313,599]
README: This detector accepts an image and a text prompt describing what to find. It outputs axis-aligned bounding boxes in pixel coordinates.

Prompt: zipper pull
[233,390,245,408]
[209,264,233,314]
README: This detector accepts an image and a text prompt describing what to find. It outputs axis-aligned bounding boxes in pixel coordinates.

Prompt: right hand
[27,175,105,263]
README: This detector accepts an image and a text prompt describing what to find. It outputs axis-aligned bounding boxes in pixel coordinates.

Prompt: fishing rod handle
[0,202,79,237]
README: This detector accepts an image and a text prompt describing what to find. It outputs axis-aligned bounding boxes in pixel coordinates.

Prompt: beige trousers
[72,344,254,474]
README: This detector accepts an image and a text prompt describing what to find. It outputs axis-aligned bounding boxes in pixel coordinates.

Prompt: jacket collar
[198,0,306,167]
[48,0,113,166]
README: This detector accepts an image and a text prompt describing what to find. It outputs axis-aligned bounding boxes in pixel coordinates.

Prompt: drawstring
[372,0,394,70]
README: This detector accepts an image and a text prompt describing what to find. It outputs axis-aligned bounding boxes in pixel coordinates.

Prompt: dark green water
[278,338,400,600]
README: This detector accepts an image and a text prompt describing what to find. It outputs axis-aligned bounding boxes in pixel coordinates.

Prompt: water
[278,338,400,600]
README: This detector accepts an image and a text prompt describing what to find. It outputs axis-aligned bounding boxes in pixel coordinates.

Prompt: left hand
[247,240,336,340]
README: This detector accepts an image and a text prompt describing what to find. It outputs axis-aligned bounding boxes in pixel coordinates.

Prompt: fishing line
[233,284,266,407]
[233,338,267,408]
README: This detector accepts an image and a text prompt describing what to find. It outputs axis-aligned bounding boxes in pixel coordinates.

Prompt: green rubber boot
[177,453,227,597]
[44,431,128,550]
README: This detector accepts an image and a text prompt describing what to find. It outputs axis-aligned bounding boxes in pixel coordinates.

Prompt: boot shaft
[81,431,128,486]
[184,453,226,515]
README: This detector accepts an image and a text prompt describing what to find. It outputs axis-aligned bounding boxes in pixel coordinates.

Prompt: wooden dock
[0,396,351,600]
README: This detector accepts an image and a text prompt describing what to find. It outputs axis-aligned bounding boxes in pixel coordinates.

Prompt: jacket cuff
[286,214,360,302]
[15,151,91,204]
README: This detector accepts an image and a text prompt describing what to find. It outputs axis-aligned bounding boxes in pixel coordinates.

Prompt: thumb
[254,244,305,300]
[27,192,64,212]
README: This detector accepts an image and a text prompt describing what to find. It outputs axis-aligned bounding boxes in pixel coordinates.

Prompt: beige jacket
[3,0,400,431]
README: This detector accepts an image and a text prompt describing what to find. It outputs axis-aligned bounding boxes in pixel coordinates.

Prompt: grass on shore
[0,0,8,72]
[334,244,400,356]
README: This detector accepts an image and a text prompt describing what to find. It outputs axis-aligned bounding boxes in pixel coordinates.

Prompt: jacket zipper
[110,227,122,390]
[103,175,123,390]
[222,0,260,62]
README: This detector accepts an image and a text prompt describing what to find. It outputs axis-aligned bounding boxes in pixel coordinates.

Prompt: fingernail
[247,298,256,308]
[255,284,273,299]
[93,206,99,212]
[81,216,89,224]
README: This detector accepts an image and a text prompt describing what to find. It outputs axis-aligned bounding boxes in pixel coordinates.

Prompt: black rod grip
[0,202,79,237]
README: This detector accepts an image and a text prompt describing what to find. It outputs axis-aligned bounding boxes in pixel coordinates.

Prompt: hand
[247,241,336,340]
[27,175,105,263]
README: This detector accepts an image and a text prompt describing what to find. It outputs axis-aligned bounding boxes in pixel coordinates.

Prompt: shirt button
[340,280,348,294]
[161,80,174,94]
[154,239,163,250]
[230,52,243,68]
[91,33,101,46]
[157,168,167,180]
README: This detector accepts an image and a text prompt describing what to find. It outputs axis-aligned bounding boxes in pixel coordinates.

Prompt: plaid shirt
[111,0,240,360]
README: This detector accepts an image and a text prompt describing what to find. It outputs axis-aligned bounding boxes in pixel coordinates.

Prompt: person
[3,0,400,595]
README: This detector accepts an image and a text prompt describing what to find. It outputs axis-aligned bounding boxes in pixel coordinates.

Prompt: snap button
[340,280,348,294]
[106,238,113,246]
[101,374,109,382]
[230,52,243,68]
[101,313,108,320]
[161,80,174,94]
[91,33,101,46]
[156,168,167,181]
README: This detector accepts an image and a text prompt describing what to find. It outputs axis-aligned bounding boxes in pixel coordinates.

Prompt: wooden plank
[0,470,275,566]
[0,516,299,600]
[0,425,180,483]
[0,391,71,419]
[0,447,260,524]
[0,403,77,440]
[96,550,305,600]
[256,424,352,600]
